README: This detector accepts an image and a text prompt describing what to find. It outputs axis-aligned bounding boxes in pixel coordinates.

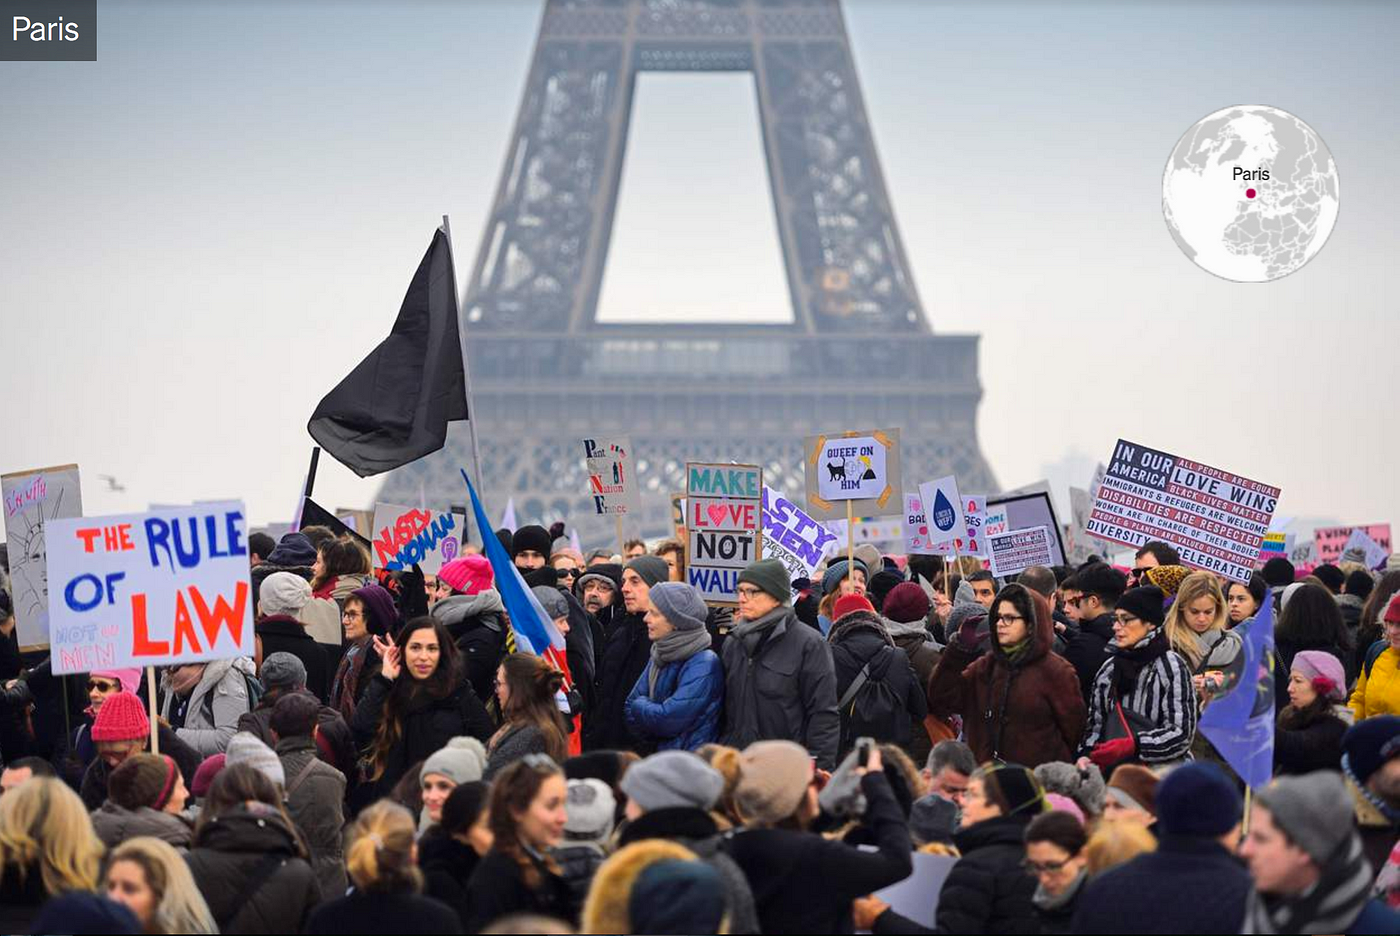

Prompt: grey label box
[1,1,96,61]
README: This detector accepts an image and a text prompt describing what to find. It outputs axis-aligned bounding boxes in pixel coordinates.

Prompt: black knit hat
[512,525,553,559]
[975,763,1046,818]
[1116,586,1167,628]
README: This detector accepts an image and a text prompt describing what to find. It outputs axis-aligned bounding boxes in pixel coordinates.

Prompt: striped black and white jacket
[1078,644,1198,763]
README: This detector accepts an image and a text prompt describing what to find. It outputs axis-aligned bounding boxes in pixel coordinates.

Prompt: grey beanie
[946,601,988,635]
[620,750,725,813]
[909,793,960,846]
[821,559,869,597]
[647,582,709,632]
[565,778,616,843]
[854,544,883,578]
[225,732,285,788]
[259,571,311,616]
[626,555,670,588]
[1255,771,1356,866]
[531,585,569,621]
[737,558,792,604]
[260,651,307,691]
[420,737,488,786]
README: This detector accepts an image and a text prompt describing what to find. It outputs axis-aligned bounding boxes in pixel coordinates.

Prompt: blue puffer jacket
[624,649,724,752]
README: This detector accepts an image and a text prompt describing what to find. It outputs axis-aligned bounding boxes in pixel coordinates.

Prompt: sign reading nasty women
[370,502,459,574]
[1087,439,1280,583]
[687,464,762,603]
[45,502,255,675]
[762,486,837,580]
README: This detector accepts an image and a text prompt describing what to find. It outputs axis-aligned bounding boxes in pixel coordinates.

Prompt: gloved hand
[955,614,987,652]
[1089,736,1136,769]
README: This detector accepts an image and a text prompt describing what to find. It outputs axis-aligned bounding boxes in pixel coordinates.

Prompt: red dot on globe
[1246,188,1257,199]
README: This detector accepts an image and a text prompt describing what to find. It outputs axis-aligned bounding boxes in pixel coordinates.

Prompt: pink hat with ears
[91,668,141,695]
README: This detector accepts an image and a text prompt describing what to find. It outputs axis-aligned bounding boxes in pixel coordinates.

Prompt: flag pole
[442,215,486,531]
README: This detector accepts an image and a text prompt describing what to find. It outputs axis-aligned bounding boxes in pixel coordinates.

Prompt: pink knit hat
[90,668,141,695]
[439,554,493,596]
[91,691,150,742]
[1291,650,1346,702]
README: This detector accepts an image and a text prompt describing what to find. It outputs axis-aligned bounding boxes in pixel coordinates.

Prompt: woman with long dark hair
[1274,582,1355,702]
[463,756,572,930]
[351,617,493,805]
[485,655,570,780]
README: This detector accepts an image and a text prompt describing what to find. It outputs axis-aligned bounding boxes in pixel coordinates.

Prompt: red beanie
[1385,593,1400,625]
[882,582,931,623]
[191,754,227,798]
[833,593,876,622]
[91,691,150,742]
[438,554,493,596]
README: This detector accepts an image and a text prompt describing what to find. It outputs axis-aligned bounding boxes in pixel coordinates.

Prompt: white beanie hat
[260,572,311,616]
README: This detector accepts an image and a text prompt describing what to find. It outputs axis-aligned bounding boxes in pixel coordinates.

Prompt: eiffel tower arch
[377,0,997,547]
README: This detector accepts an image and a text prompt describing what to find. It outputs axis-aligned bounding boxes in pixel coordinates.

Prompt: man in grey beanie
[1243,771,1400,933]
[616,751,761,934]
[583,555,671,751]
[720,558,839,769]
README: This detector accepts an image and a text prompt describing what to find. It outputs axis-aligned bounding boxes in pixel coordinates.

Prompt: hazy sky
[2,0,1396,543]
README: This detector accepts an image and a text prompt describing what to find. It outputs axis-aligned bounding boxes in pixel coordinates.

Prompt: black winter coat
[728,772,912,934]
[583,610,651,751]
[419,830,482,930]
[255,615,330,701]
[350,673,493,801]
[432,592,507,704]
[306,890,460,935]
[1061,613,1115,702]
[1274,705,1349,775]
[463,849,572,932]
[1070,834,1250,934]
[828,611,928,752]
[184,805,321,933]
[873,814,1039,935]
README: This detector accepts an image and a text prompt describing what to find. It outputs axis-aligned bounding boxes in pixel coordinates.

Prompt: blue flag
[1199,588,1275,788]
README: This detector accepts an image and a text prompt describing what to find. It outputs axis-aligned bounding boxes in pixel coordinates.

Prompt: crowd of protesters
[1,522,1398,934]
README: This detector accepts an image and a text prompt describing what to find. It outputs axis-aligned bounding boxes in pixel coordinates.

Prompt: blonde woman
[107,837,217,934]
[1164,572,1243,702]
[0,777,104,932]
[306,800,460,934]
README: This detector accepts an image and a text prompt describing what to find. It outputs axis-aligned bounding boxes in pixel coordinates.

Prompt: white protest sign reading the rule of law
[45,502,255,674]
[2,464,84,651]
[761,486,837,581]
[988,525,1055,578]
[918,475,968,551]
[583,436,639,516]
[370,502,461,575]
[1087,439,1280,583]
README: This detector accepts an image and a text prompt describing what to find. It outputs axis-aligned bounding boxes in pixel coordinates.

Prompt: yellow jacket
[1349,642,1400,721]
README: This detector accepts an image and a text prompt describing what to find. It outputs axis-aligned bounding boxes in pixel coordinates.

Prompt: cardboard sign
[803,428,902,519]
[919,475,968,550]
[1314,523,1391,566]
[1087,439,1280,583]
[686,464,762,603]
[370,502,461,574]
[987,491,1068,568]
[762,486,836,581]
[2,464,84,651]
[583,436,638,516]
[45,502,254,674]
[903,493,942,555]
[1339,528,1389,570]
[988,525,1055,578]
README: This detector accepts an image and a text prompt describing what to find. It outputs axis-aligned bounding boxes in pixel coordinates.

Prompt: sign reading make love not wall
[583,437,639,516]
[1087,439,1280,583]
[2,464,84,651]
[45,503,255,675]
[370,503,461,574]
[687,464,762,603]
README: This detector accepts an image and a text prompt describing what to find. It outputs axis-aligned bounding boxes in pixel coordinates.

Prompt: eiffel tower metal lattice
[377,0,996,547]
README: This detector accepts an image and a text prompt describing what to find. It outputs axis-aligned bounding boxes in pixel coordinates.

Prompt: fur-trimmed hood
[827,609,894,647]
[580,838,702,935]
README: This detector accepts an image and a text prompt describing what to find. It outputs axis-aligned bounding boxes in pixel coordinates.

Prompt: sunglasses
[88,679,119,693]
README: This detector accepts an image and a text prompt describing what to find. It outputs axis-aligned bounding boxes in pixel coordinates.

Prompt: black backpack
[838,646,911,751]
[1364,638,1391,679]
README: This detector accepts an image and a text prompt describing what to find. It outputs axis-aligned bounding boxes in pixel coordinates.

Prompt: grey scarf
[1243,833,1374,934]
[648,627,712,693]
[729,605,790,655]
[1033,870,1086,914]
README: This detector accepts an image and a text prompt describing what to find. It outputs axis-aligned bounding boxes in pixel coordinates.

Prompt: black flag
[308,228,467,476]
[297,497,373,552]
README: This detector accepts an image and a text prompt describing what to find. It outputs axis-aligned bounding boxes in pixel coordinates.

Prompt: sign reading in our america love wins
[686,463,762,604]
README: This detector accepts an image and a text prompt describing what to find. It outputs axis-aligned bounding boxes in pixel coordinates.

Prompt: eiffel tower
[377,0,996,546]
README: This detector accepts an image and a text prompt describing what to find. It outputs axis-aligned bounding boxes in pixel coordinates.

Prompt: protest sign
[988,525,1055,578]
[1086,439,1280,583]
[370,502,461,574]
[803,428,902,519]
[903,493,942,555]
[1199,590,1275,788]
[1314,523,1391,566]
[762,486,836,581]
[853,517,904,545]
[670,492,686,540]
[918,475,968,550]
[45,502,254,675]
[983,503,1009,538]
[1339,527,1389,570]
[870,853,958,930]
[1289,538,1317,573]
[583,437,638,516]
[988,491,1067,568]
[687,463,762,603]
[1257,530,1295,562]
[2,464,84,651]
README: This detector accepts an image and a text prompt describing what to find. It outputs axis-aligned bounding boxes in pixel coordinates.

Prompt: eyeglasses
[342,611,363,620]
[995,614,1025,624]
[87,679,119,693]
[1022,857,1074,875]
[1113,614,1141,626]
[735,586,763,599]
